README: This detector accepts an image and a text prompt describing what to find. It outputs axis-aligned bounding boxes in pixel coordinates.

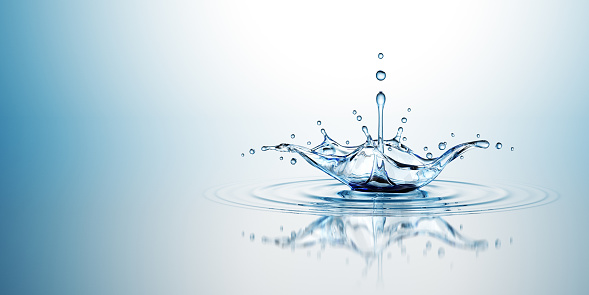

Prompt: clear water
[262,92,489,192]
[376,70,386,81]
[259,215,487,264]
[378,53,383,59]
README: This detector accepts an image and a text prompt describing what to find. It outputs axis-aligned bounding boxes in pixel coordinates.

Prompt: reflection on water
[253,214,488,281]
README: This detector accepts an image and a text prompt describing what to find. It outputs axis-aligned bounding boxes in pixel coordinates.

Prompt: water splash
[262,92,489,192]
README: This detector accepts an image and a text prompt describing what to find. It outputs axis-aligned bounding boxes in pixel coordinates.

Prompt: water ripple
[205,178,558,216]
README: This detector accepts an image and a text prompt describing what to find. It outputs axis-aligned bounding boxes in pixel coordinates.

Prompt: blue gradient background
[1,1,588,294]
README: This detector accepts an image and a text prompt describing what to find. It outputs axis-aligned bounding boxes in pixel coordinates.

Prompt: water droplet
[376,70,386,81]
[352,110,357,115]
[356,115,362,121]
[279,156,283,160]
[376,92,386,105]
[426,241,432,250]
[426,152,433,159]
[249,149,255,154]
[241,153,244,157]
[509,237,513,244]
[423,147,428,151]
[378,53,383,59]
[438,142,447,150]
[280,226,283,231]
[451,133,455,137]
[438,247,445,258]
[291,134,295,139]
[344,140,349,145]
[320,128,326,136]
[307,141,311,145]
[261,146,268,151]
[495,239,501,249]
[476,134,480,138]
[290,158,297,165]
[511,147,514,151]
[317,120,321,126]
[460,224,463,230]
[460,155,464,159]
[402,137,407,141]
[496,142,502,149]
[388,147,392,151]
[407,108,411,112]
[241,231,244,237]
[250,233,255,241]
[401,117,407,123]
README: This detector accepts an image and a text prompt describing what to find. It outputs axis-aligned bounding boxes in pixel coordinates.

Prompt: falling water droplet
[261,146,268,151]
[401,117,407,123]
[290,158,297,165]
[402,137,407,141]
[438,142,447,150]
[279,156,283,160]
[426,152,433,159]
[249,149,255,154]
[352,110,357,115]
[345,140,350,145]
[476,134,480,138]
[356,115,362,121]
[241,153,244,157]
[496,142,502,149]
[317,120,321,126]
[424,147,428,151]
[407,108,411,112]
[426,241,432,250]
[509,237,513,244]
[378,53,383,59]
[250,233,255,241]
[451,133,455,137]
[376,70,386,81]
[291,134,295,139]
[388,147,392,151]
[438,248,445,258]
[307,141,311,145]
[460,155,464,159]
[495,239,501,249]
[511,147,514,151]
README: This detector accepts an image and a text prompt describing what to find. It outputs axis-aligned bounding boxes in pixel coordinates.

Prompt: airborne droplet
[402,137,407,141]
[401,117,407,123]
[423,147,428,151]
[407,108,411,112]
[476,134,480,138]
[495,239,502,249]
[496,142,502,149]
[378,53,383,59]
[241,153,244,157]
[438,248,445,258]
[451,133,455,137]
[249,149,255,154]
[291,134,295,139]
[426,152,433,159]
[376,70,386,81]
[352,110,357,115]
[307,141,311,145]
[345,140,350,145]
[356,115,362,121]
[317,120,321,126]
[290,158,297,165]
[511,147,514,151]
[279,156,283,160]
[460,155,464,159]
[438,142,447,150]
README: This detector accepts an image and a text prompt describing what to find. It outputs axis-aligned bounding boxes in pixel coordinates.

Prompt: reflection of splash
[269,216,487,263]
[259,215,488,282]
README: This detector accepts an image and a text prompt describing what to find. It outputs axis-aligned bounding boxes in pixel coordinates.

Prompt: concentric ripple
[205,178,558,216]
